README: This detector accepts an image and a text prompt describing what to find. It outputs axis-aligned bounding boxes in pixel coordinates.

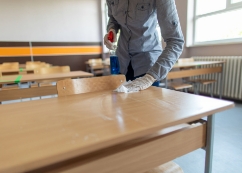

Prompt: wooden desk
[0,71,93,85]
[0,68,34,76]
[0,63,53,76]
[172,61,225,69]
[0,87,234,173]
[167,61,225,98]
[91,61,225,69]
[0,71,93,102]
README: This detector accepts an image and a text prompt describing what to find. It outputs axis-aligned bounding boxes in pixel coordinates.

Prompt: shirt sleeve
[106,0,120,33]
[147,0,184,81]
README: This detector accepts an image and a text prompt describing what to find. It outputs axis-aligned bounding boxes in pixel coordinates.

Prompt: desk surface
[0,87,234,173]
[173,61,225,68]
[102,60,225,68]
[0,71,93,84]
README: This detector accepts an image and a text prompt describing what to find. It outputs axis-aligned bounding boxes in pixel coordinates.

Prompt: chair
[167,59,193,92]
[26,62,51,70]
[167,82,193,92]
[56,74,183,173]
[86,58,108,76]
[31,66,71,87]
[57,75,125,96]
[167,65,222,97]
[87,58,103,64]
[34,66,70,75]
[0,64,20,90]
[0,64,19,76]
[0,63,20,76]
[178,58,216,97]
[0,64,19,70]
[2,62,19,67]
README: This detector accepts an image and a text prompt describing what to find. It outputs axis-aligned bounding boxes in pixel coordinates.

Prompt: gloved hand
[104,29,117,50]
[116,74,156,93]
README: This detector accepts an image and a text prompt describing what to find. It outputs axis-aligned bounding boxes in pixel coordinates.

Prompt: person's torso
[108,0,162,76]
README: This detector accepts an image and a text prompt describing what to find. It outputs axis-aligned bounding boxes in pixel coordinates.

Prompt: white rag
[113,81,139,93]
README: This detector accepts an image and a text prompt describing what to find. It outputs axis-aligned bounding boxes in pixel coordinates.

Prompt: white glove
[104,29,117,50]
[115,74,156,93]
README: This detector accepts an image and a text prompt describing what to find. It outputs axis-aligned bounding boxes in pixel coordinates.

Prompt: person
[104,0,184,92]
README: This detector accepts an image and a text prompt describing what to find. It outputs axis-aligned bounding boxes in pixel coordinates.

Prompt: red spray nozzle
[108,31,114,43]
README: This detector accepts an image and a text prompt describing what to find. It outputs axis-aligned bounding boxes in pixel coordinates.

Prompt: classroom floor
[175,102,242,173]
[2,85,242,173]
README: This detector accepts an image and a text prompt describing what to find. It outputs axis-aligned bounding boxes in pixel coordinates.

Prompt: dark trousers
[125,63,160,87]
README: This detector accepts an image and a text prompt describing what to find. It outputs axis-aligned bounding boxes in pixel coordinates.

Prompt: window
[188,0,242,46]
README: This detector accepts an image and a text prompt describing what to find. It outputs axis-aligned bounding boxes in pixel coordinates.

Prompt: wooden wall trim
[0,42,102,57]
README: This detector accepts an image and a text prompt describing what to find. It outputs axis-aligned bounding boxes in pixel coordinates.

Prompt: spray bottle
[108,31,120,75]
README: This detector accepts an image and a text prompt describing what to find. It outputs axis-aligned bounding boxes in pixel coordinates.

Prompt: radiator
[192,56,242,100]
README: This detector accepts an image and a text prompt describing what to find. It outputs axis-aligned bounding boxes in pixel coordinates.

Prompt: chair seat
[188,79,216,85]
[144,161,183,173]
[168,82,193,90]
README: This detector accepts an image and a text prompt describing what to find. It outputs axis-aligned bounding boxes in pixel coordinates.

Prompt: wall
[0,0,103,71]
[176,0,242,58]
[0,0,101,42]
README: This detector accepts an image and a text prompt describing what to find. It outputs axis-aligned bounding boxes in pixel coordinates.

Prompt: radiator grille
[192,56,242,100]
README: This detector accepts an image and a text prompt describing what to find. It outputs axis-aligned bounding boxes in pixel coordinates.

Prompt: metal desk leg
[205,114,215,173]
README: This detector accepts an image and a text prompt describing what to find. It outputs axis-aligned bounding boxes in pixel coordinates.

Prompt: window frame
[188,0,242,47]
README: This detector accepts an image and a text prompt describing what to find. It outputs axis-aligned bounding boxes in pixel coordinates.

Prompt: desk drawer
[29,121,206,173]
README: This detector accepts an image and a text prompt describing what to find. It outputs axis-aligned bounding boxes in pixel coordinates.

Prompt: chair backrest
[57,75,126,97]
[86,58,107,76]
[0,63,19,76]
[2,62,19,66]
[0,64,19,70]
[178,58,194,63]
[26,63,51,69]
[87,59,103,68]
[26,61,42,65]
[88,58,103,64]
[34,66,70,75]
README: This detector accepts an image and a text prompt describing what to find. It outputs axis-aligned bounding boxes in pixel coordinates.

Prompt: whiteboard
[0,0,101,42]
